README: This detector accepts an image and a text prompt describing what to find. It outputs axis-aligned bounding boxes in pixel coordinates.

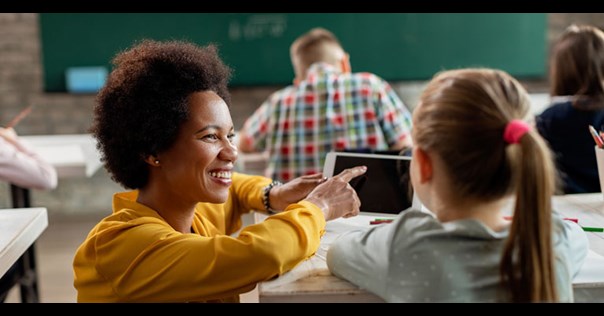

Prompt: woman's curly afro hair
[90,39,232,189]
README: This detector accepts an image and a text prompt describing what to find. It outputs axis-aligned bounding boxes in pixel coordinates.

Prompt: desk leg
[10,184,30,208]
[8,184,40,303]
[17,245,39,303]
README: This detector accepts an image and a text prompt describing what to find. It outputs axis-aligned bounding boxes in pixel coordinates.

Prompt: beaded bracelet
[262,180,283,214]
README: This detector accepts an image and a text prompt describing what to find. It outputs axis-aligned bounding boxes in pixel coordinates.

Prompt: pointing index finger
[333,166,367,183]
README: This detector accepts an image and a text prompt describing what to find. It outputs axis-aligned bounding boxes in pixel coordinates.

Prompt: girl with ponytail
[327,68,588,302]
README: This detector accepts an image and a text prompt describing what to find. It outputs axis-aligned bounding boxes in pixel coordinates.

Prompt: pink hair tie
[503,120,531,144]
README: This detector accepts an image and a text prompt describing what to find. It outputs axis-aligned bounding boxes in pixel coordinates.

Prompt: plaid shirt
[241,63,413,182]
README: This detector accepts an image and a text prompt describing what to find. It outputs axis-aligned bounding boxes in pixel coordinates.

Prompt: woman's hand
[0,127,19,146]
[269,173,327,211]
[304,166,366,221]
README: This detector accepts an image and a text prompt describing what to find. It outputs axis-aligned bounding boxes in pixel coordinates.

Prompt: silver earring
[154,160,160,164]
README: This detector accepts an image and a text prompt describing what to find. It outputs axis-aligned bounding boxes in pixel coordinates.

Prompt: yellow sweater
[73,172,325,302]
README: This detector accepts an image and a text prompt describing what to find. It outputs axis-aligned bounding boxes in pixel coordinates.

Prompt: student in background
[238,27,413,182]
[0,126,57,190]
[327,68,588,303]
[73,39,365,302]
[0,123,57,302]
[536,24,604,193]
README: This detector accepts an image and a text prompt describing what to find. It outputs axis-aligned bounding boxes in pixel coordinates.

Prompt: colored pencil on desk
[370,219,393,225]
[582,226,604,233]
[589,125,604,148]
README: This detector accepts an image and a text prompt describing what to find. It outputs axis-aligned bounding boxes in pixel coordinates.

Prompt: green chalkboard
[40,13,547,92]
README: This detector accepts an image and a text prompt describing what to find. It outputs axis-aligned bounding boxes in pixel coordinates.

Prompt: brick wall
[0,13,601,217]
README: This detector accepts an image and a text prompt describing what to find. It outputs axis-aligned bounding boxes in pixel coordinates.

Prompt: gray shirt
[326,209,588,302]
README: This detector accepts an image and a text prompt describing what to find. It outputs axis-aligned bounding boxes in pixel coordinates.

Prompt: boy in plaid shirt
[239,28,413,182]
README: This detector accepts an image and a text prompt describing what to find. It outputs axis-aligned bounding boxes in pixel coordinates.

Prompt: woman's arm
[76,201,326,302]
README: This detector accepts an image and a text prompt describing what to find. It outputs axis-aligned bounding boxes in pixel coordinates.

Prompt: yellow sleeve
[75,201,326,302]
[229,172,271,211]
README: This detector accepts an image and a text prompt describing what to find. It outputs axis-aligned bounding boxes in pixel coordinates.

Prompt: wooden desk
[257,193,604,303]
[0,208,48,302]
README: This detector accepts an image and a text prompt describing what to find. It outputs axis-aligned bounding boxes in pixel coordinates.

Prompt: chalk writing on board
[229,14,287,41]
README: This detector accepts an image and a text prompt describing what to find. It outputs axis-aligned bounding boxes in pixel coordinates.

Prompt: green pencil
[582,226,604,232]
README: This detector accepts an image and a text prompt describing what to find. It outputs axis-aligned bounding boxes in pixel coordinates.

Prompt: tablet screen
[324,152,414,215]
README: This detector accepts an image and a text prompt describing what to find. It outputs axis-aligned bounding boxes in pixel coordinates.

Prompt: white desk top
[20,134,102,178]
[0,207,48,277]
[529,93,551,115]
[257,193,604,302]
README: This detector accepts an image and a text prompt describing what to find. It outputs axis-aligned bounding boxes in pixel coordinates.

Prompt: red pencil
[369,219,393,225]
[5,105,33,128]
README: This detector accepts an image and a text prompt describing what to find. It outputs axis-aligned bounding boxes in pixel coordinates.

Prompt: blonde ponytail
[500,131,557,302]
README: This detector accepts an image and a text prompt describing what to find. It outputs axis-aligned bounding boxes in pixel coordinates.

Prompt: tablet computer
[323,152,421,215]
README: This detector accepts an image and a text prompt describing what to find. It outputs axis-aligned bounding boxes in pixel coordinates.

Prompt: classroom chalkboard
[40,13,547,92]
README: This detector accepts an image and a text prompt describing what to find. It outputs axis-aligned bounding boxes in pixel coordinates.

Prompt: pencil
[582,226,604,233]
[5,105,33,128]
[589,125,604,148]
[370,219,393,225]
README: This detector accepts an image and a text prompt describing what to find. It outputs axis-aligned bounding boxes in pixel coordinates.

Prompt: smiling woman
[136,91,238,232]
[72,39,367,303]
